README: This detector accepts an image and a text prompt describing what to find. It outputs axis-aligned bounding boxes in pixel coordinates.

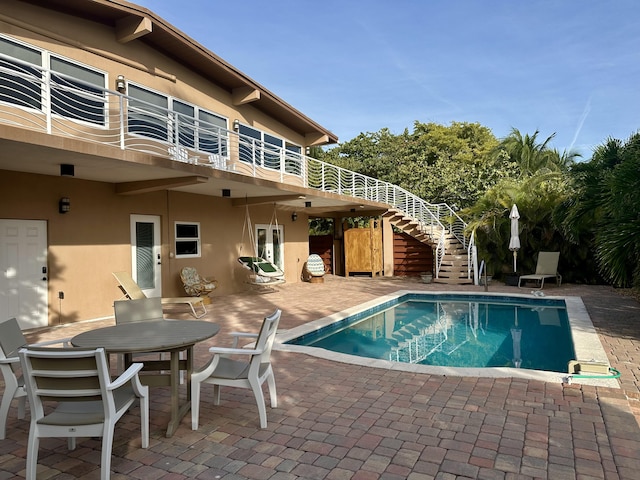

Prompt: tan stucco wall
[0,170,308,326]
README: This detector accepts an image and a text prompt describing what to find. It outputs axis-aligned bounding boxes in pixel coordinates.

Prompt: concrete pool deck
[2,275,640,479]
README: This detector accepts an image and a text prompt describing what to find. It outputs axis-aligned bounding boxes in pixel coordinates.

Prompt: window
[0,35,106,125]
[50,57,106,125]
[237,123,302,176]
[0,37,42,110]
[128,84,169,141]
[175,222,201,258]
[127,83,228,156]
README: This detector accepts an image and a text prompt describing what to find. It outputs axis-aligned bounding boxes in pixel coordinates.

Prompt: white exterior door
[0,219,48,329]
[255,224,284,271]
[130,215,162,297]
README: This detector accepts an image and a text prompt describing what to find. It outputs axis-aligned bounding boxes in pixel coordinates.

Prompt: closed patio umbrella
[509,204,520,272]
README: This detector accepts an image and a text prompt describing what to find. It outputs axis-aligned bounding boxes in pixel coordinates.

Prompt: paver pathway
[1,276,639,479]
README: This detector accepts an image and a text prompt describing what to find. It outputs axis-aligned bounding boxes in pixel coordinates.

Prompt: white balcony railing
[0,56,473,279]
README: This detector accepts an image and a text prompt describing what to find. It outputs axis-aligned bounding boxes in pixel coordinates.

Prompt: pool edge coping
[274,290,620,388]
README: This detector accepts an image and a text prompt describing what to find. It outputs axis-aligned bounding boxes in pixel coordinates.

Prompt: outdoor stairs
[433,233,473,285]
[382,208,473,285]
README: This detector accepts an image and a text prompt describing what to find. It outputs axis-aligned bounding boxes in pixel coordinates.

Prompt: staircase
[382,208,473,285]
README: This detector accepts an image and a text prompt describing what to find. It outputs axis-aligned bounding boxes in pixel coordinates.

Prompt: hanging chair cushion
[305,254,326,277]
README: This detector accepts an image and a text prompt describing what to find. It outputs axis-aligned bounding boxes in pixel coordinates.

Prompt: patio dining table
[72,319,219,437]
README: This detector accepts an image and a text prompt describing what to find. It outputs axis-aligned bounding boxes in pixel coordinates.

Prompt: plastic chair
[19,346,149,480]
[191,309,281,429]
[518,252,562,289]
[180,267,218,296]
[0,318,71,440]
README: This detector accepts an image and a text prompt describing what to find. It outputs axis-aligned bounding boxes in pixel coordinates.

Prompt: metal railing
[0,56,473,280]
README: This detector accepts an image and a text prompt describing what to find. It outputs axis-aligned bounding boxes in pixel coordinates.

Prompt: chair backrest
[19,347,111,416]
[180,267,201,286]
[0,318,26,375]
[535,252,560,275]
[112,271,147,300]
[306,254,326,276]
[114,297,163,324]
[252,309,282,365]
[0,318,26,359]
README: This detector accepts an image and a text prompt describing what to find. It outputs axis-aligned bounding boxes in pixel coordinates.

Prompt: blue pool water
[286,294,575,373]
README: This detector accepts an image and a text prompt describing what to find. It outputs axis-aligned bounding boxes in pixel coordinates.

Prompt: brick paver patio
[1,276,639,479]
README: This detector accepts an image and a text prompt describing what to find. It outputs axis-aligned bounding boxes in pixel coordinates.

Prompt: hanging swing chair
[237,203,285,287]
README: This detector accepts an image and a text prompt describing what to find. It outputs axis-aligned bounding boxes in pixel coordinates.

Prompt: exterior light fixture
[116,75,126,93]
[222,189,231,197]
[233,119,240,131]
[60,164,74,177]
[305,201,312,208]
[291,212,297,222]
[59,197,70,214]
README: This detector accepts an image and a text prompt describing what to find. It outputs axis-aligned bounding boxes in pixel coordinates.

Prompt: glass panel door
[130,215,161,297]
[255,224,284,271]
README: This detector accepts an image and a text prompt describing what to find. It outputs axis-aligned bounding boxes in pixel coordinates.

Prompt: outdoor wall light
[222,188,231,197]
[59,197,70,214]
[305,201,312,208]
[233,119,240,131]
[116,75,126,93]
[291,212,298,222]
[60,164,74,177]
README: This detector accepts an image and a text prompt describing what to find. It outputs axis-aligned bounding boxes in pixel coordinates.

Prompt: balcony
[0,55,473,280]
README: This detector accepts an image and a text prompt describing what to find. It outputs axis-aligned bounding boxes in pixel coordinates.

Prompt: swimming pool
[276,291,618,387]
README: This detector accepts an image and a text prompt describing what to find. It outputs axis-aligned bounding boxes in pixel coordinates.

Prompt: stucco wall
[0,170,308,325]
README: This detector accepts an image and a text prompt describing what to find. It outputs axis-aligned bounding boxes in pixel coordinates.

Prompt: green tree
[559,133,640,286]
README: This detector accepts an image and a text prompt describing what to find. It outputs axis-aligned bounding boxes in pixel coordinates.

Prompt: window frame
[174,221,202,259]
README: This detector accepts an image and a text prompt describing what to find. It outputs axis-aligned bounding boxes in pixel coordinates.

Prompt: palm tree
[497,128,579,176]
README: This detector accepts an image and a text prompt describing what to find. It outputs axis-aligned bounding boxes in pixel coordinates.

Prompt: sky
[133,0,640,159]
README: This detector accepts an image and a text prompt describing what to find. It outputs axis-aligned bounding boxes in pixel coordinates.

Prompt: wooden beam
[305,133,330,146]
[115,176,208,195]
[231,195,305,207]
[116,15,153,43]
[232,86,260,105]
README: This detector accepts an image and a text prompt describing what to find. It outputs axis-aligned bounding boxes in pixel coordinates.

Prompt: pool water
[286,294,575,373]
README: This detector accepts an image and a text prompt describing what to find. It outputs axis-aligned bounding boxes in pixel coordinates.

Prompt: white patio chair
[191,309,281,429]
[0,318,71,440]
[19,346,149,480]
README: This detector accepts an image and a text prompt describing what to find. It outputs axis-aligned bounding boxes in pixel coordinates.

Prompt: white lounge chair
[113,271,208,318]
[191,309,281,429]
[19,346,149,480]
[518,251,562,289]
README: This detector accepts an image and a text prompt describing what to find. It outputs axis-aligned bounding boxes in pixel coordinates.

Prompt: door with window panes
[255,224,284,271]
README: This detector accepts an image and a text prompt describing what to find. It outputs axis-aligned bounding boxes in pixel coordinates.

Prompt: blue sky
[135,0,640,159]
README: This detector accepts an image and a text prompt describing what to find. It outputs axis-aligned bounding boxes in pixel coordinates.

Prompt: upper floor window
[0,35,106,126]
[238,123,302,176]
[127,83,228,157]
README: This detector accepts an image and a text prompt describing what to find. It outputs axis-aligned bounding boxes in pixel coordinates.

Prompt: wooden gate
[344,221,383,277]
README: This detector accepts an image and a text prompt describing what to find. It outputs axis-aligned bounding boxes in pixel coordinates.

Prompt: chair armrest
[230,331,258,348]
[31,337,73,347]
[0,356,19,365]
[109,362,144,390]
[208,346,264,356]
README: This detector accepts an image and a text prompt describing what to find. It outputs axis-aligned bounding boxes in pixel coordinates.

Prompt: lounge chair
[518,252,562,289]
[180,267,218,296]
[19,346,149,480]
[0,318,72,440]
[237,256,285,286]
[303,254,328,283]
[191,309,281,429]
[112,271,207,318]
